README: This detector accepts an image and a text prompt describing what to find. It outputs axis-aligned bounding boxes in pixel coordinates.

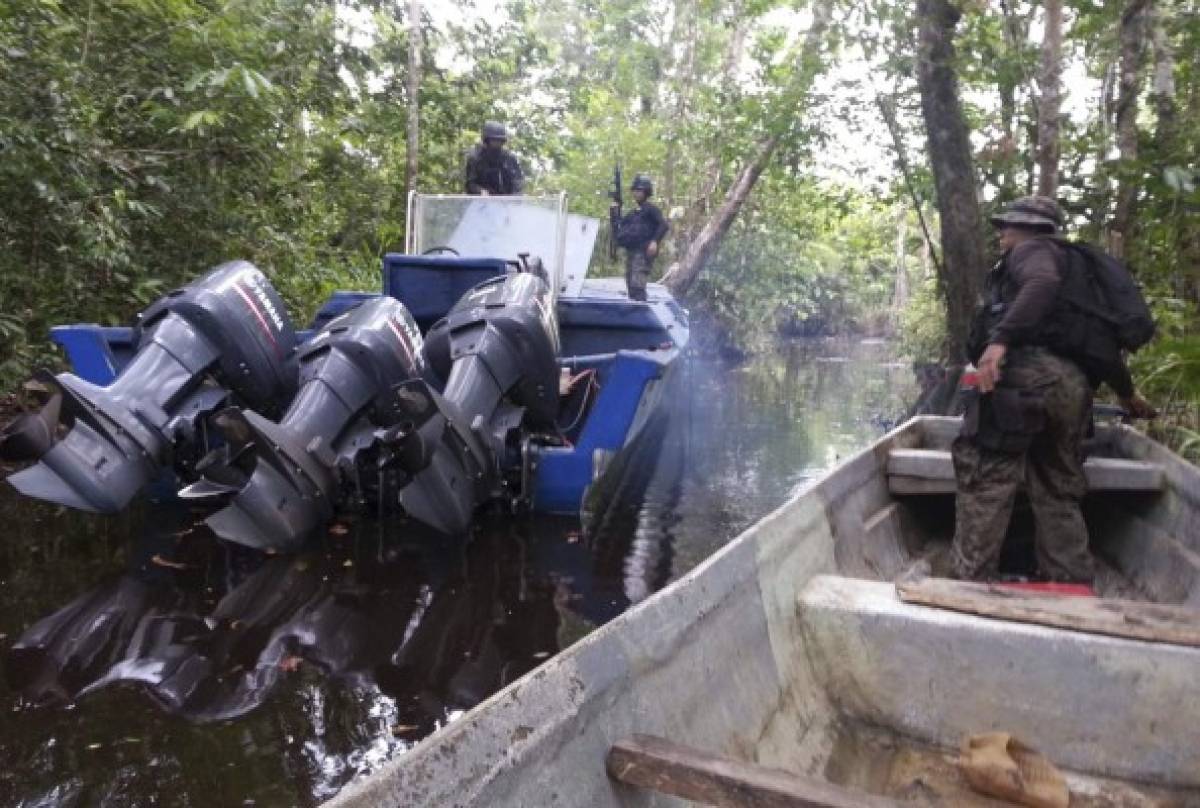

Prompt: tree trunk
[915,0,988,365]
[998,81,1018,197]
[921,226,932,279]
[1109,0,1151,259]
[662,132,779,297]
[404,0,421,196]
[894,203,910,315]
[662,0,698,209]
[998,0,1035,197]
[1036,0,1063,197]
[1149,1,1177,152]
[661,2,831,296]
[1094,60,1118,234]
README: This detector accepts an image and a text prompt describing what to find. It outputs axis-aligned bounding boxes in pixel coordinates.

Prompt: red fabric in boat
[995,581,1096,597]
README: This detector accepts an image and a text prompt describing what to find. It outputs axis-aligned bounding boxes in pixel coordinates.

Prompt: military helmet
[990,195,1064,231]
[481,120,508,142]
[630,174,653,195]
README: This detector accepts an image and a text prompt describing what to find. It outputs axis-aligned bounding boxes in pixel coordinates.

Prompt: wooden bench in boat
[607,734,901,808]
[896,576,1200,647]
[887,448,1165,494]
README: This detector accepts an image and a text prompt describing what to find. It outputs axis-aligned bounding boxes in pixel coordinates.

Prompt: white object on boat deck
[886,448,1165,494]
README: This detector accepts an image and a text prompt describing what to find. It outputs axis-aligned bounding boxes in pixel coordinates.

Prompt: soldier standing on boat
[464,121,524,196]
[950,196,1155,583]
[612,174,669,302]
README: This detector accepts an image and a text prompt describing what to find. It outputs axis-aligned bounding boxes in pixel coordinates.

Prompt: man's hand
[976,343,1007,393]
[1119,392,1158,419]
[646,240,658,258]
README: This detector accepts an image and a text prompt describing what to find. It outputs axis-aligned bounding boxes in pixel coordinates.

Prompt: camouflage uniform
[625,249,652,302]
[616,177,668,303]
[464,123,524,196]
[951,347,1094,581]
[951,196,1097,583]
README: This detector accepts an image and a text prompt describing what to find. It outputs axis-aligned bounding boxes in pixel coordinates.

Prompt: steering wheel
[422,245,460,256]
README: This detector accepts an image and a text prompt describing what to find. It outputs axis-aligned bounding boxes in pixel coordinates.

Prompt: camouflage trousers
[625,249,652,301]
[950,347,1095,582]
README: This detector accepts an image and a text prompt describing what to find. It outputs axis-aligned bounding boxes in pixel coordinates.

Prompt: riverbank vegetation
[1,0,1197,455]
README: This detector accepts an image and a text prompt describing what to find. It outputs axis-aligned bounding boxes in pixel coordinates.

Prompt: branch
[659,2,834,296]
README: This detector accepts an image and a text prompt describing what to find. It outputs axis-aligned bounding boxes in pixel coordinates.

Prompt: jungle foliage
[0,0,1198,453]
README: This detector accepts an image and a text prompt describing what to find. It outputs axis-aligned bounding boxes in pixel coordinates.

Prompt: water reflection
[0,339,917,806]
[1,499,679,804]
[667,339,915,571]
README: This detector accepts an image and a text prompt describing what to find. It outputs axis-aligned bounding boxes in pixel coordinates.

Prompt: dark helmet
[630,174,653,195]
[481,120,508,142]
[990,195,1064,232]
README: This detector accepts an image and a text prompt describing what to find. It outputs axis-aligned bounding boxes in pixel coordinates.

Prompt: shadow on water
[0,338,918,807]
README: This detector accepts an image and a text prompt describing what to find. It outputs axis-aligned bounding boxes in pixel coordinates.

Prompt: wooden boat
[325,415,1200,807]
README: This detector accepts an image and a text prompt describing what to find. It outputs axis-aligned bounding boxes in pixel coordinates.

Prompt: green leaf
[181,110,221,130]
[182,111,208,130]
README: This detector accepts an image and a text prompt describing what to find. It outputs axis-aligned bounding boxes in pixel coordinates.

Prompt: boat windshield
[405,192,599,298]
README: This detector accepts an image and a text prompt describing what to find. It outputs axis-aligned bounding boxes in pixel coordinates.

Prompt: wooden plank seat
[607,734,900,808]
[887,448,1165,494]
[896,576,1200,647]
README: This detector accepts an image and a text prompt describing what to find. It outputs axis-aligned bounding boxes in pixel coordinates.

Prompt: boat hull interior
[325,416,1200,807]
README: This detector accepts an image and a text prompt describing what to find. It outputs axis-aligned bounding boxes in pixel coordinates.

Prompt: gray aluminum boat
[327,416,1200,807]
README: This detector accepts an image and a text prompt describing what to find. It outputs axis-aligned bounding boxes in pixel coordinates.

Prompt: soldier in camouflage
[464,121,524,196]
[613,174,669,302]
[950,195,1154,583]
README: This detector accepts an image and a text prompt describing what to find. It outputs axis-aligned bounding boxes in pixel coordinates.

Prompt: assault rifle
[607,163,622,261]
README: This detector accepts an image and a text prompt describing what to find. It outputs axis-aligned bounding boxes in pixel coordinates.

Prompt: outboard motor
[197,271,561,552]
[423,271,561,430]
[6,262,296,513]
[192,296,460,550]
[406,270,560,525]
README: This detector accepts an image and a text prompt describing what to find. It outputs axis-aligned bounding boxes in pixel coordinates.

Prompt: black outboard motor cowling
[424,272,561,428]
[197,296,436,550]
[394,271,562,533]
[198,271,562,552]
[7,261,296,513]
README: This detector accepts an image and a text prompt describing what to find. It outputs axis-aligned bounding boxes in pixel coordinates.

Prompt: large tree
[1036,0,1063,197]
[914,0,988,364]
[1109,0,1151,258]
[405,0,422,195]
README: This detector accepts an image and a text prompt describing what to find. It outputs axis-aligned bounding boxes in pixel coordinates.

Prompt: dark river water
[0,339,918,807]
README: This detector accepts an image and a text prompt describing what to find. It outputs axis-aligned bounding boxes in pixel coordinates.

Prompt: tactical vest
[467,148,520,195]
[968,239,1123,380]
[616,207,656,249]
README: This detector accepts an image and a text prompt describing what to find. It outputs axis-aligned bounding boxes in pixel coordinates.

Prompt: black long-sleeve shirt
[616,202,669,249]
[989,238,1063,348]
[989,236,1134,397]
[464,145,524,195]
